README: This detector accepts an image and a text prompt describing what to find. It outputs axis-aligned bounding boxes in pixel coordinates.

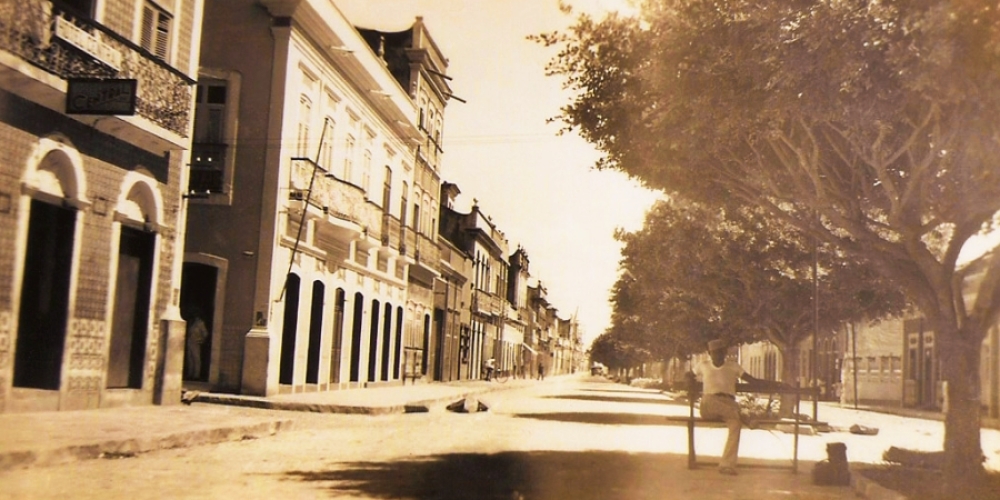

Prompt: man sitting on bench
[691,338,767,476]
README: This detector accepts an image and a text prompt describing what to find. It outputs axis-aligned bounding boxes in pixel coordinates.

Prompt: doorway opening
[13,200,75,390]
[180,263,217,382]
[107,227,155,389]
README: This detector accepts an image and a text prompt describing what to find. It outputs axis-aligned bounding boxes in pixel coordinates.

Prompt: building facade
[507,247,533,378]
[528,282,556,378]
[438,196,509,380]
[0,0,203,412]
[183,0,450,396]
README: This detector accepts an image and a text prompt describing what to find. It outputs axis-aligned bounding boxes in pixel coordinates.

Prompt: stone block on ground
[446,397,489,413]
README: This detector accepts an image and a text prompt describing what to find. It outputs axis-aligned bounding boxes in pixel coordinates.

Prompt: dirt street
[0,378,874,499]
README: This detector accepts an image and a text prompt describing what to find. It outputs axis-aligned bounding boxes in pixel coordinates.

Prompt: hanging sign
[66,78,138,115]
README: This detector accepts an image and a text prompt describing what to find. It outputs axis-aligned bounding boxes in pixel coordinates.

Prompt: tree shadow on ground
[578,387,653,395]
[283,450,831,500]
[511,411,695,426]
[543,394,687,406]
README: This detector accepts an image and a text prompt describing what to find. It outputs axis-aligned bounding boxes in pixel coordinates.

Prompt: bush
[737,393,778,419]
[629,378,666,390]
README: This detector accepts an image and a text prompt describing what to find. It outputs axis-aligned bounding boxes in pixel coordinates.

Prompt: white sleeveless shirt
[694,359,744,395]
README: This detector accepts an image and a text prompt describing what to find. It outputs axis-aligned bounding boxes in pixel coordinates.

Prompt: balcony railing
[472,289,503,316]
[189,142,226,193]
[414,232,439,265]
[0,2,193,136]
[189,168,223,194]
[289,159,383,240]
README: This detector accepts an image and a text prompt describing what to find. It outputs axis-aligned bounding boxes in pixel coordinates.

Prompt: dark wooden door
[107,227,154,389]
[14,200,75,389]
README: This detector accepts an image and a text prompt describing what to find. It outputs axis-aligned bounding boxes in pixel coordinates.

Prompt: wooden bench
[666,379,821,473]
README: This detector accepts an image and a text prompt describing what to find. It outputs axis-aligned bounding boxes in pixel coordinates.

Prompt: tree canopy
[612,198,905,378]
[538,0,1000,491]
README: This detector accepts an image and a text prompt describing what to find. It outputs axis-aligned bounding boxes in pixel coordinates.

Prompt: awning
[521,344,538,354]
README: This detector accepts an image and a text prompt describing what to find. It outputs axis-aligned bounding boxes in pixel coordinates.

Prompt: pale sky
[337,0,659,345]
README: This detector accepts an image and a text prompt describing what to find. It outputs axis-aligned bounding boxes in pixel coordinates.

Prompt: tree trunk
[939,333,986,496]
[778,345,801,418]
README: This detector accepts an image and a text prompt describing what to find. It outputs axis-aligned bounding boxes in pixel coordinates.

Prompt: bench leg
[687,420,696,469]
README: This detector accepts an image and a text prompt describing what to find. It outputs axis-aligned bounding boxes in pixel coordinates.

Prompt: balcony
[414,232,439,266]
[472,289,503,317]
[0,3,193,153]
[189,142,226,193]
[288,159,409,265]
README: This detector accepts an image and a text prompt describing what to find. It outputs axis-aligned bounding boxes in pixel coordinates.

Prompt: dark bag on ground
[813,442,851,486]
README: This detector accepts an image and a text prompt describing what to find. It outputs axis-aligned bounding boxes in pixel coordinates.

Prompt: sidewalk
[189,377,536,414]
[0,377,532,472]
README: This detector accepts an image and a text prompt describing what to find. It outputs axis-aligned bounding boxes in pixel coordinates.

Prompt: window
[190,79,228,194]
[400,182,408,228]
[423,193,431,235]
[382,166,392,211]
[319,118,335,171]
[362,150,372,194]
[297,96,311,158]
[412,199,421,234]
[194,82,227,143]
[343,135,355,183]
[55,0,95,18]
[140,2,171,60]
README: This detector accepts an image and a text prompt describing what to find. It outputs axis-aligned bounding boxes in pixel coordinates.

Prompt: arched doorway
[380,304,392,381]
[106,226,155,388]
[350,292,363,382]
[180,262,217,382]
[279,273,301,385]
[14,199,75,389]
[306,280,324,384]
[329,288,346,384]
[14,145,86,391]
[368,300,380,382]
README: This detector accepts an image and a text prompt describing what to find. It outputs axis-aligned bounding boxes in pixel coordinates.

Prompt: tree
[537,0,1000,490]
[612,198,905,413]
[589,330,647,377]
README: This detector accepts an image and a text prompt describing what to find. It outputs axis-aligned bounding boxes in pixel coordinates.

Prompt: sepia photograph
[1,0,1000,498]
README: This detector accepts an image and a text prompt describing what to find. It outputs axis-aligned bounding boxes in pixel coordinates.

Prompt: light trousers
[699,393,742,469]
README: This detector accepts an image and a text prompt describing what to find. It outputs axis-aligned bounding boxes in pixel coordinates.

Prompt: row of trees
[594,199,906,386]
[538,0,1000,494]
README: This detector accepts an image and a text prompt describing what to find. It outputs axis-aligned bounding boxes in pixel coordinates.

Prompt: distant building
[438,196,509,379]
[507,247,534,377]
[528,282,557,376]
[0,0,204,412]
[434,182,472,381]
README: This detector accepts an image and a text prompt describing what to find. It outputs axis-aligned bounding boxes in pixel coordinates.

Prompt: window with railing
[190,79,229,194]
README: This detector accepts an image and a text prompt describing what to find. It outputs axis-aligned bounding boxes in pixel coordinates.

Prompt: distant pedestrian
[537,362,545,380]
[485,358,495,381]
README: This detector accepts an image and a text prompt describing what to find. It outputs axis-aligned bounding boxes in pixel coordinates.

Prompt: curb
[189,382,526,415]
[850,465,908,500]
[0,418,295,472]
[191,393,406,415]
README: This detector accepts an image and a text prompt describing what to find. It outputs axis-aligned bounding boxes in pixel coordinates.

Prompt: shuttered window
[140,2,171,60]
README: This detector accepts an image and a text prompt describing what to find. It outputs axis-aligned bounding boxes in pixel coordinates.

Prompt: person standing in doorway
[185,312,209,380]
[691,338,764,476]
